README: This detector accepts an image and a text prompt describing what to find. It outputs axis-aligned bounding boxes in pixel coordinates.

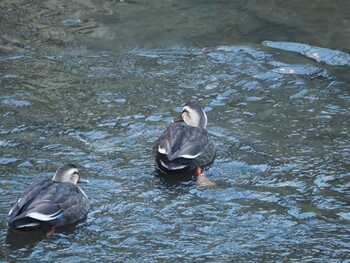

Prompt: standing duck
[8,164,90,232]
[153,101,215,179]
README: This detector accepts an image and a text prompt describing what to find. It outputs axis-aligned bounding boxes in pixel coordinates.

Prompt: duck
[8,164,90,232]
[153,101,215,177]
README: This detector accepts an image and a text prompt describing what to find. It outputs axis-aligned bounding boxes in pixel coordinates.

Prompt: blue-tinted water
[1,1,350,262]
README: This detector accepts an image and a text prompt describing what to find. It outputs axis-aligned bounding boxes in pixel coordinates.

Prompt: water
[1,0,350,262]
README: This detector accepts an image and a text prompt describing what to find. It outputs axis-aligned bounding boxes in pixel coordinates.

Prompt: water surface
[1,0,350,262]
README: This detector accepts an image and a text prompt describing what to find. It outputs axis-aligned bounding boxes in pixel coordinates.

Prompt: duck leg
[46,227,56,238]
[196,167,216,186]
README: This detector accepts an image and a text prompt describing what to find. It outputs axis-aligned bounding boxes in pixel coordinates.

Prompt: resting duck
[153,101,215,177]
[8,164,90,232]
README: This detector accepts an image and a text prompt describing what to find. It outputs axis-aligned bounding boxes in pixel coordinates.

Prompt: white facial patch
[70,168,78,175]
[183,106,201,127]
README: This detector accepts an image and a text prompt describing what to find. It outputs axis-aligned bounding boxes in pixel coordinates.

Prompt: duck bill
[172,116,184,123]
[78,177,90,184]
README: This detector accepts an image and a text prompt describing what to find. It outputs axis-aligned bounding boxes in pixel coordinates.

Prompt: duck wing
[156,124,211,161]
[9,180,89,229]
[9,179,53,221]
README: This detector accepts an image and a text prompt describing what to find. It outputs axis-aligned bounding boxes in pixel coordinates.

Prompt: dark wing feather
[9,179,53,222]
[155,124,211,160]
[9,180,89,228]
[55,184,89,223]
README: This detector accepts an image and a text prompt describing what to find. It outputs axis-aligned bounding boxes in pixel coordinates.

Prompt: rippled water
[1,1,350,262]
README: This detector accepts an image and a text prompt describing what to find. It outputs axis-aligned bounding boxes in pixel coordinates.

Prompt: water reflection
[6,224,80,249]
[263,41,350,66]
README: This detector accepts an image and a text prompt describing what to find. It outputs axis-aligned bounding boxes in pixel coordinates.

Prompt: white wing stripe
[160,160,187,170]
[16,222,40,228]
[9,197,22,215]
[79,187,89,200]
[158,146,167,154]
[27,210,63,221]
[8,207,14,216]
[178,152,201,159]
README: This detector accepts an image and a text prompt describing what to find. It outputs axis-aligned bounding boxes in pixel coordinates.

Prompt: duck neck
[191,110,207,129]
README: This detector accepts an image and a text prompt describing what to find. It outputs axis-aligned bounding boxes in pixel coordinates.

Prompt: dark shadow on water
[6,228,47,249]
[6,217,86,249]
[153,157,216,188]
[153,169,197,188]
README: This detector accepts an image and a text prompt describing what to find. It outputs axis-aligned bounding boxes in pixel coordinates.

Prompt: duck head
[52,164,80,185]
[173,101,208,129]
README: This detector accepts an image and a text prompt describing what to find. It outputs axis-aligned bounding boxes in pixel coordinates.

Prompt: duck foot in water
[196,167,215,186]
[46,227,56,238]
